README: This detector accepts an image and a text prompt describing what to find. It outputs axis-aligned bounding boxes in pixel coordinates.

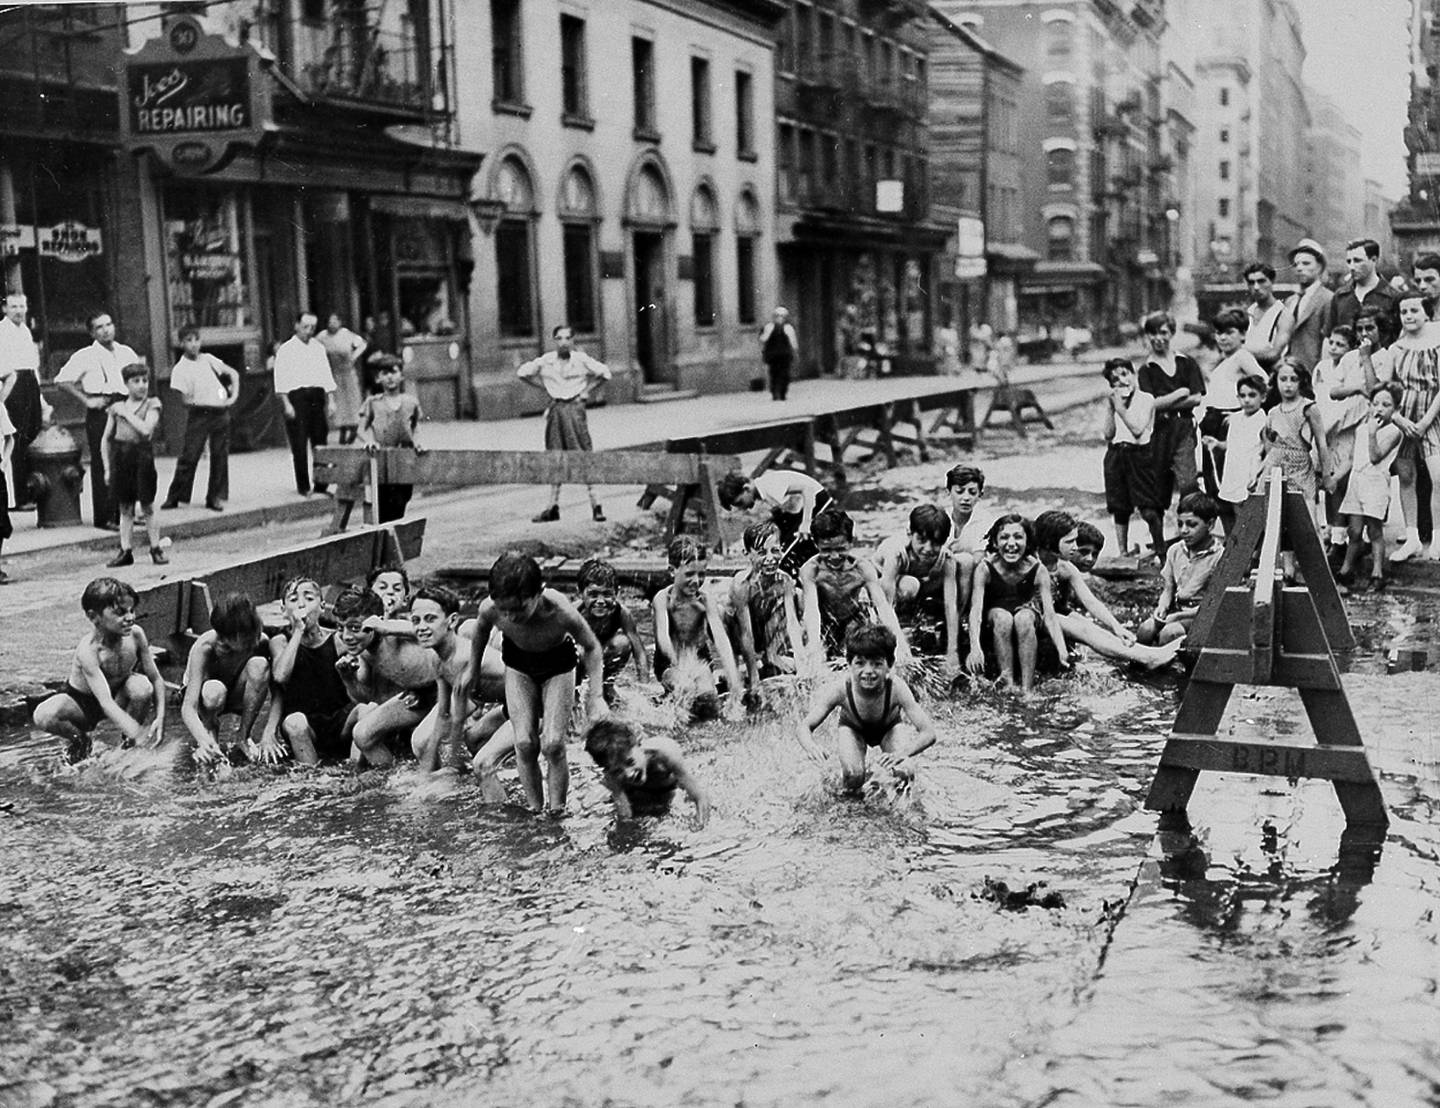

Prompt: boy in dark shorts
[179,592,271,766]
[101,361,166,566]
[461,551,606,814]
[652,536,741,712]
[575,557,649,704]
[1101,357,1165,559]
[33,576,166,762]
[583,718,710,827]
[799,509,911,668]
[795,623,937,794]
[257,576,354,765]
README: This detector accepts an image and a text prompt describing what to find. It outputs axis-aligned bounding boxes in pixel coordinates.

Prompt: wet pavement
[2,405,1439,1107]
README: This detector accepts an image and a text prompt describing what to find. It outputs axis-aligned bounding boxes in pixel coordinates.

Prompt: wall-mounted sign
[876,180,905,214]
[0,224,36,256]
[38,221,103,263]
[955,257,987,280]
[119,15,270,175]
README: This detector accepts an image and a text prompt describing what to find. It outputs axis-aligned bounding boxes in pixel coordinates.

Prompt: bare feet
[1134,635,1186,670]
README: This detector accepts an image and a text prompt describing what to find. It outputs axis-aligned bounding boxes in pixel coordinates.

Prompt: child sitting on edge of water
[876,503,960,672]
[1338,382,1404,592]
[1137,492,1222,646]
[727,520,804,691]
[344,588,441,768]
[967,513,1068,694]
[179,592,271,767]
[800,508,912,668]
[796,623,936,794]
[652,536,742,716]
[583,717,710,828]
[1033,510,1184,671]
[943,463,993,635]
[33,576,166,763]
[256,576,354,765]
[462,551,606,814]
[575,557,649,705]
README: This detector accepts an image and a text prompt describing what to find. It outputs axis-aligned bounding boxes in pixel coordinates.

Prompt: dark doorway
[633,231,667,385]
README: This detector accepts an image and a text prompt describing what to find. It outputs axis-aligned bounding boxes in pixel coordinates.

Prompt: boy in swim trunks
[179,592,271,766]
[727,521,804,693]
[575,557,649,704]
[583,717,710,827]
[345,588,441,767]
[256,576,355,765]
[795,623,936,794]
[461,551,606,814]
[799,508,911,668]
[875,503,960,669]
[33,576,166,763]
[652,536,741,712]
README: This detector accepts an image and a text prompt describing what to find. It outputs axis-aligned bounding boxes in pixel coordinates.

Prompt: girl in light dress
[1339,383,1404,592]
[1258,360,1334,576]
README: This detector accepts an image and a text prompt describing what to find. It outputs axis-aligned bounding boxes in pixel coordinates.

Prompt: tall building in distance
[1392,0,1440,268]
[1305,91,1364,273]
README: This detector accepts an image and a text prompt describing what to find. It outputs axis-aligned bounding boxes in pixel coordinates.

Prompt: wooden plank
[667,421,812,459]
[1156,735,1380,783]
[1331,780,1389,826]
[1250,471,1285,684]
[1144,764,1201,814]
[372,448,741,487]
[1297,686,1364,747]
[1172,678,1234,735]
[1281,488,1354,649]
[1188,488,1267,648]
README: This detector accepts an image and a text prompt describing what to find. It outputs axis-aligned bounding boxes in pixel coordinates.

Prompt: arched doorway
[625,159,674,386]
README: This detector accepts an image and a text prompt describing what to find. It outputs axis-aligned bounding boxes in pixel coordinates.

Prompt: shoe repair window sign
[120,16,269,175]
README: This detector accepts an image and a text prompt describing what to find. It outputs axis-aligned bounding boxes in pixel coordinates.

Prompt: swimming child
[1339,382,1404,591]
[461,551,606,814]
[1137,492,1223,646]
[33,577,166,762]
[799,508,912,667]
[583,717,710,828]
[652,536,742,711]
[178,592,271,766]
[1215,373,1269,536]
[875,503,959,670]
[575,557,649,704]
[966,513,1068,693]
[258,576,354,765]
[795,623,937,794]
[101,362,167,566]
[727,520,804,690]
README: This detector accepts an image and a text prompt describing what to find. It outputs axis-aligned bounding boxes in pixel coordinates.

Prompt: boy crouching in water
[462,551,607,814]
[652,536,742,714]
[583,718,710,828]
[796,623,937,794]
[179,592,270,766]
[257,576,356,765]
[33,577,166,762]
[575,557,649,705]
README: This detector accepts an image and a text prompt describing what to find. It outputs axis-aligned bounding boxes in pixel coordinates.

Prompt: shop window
[778,123,796,204]
[1219,198,1231,217]
[691,185,720,328]
[391,218,460,338]
[560,14,588,121]
[1046,146,1075,189]
[492,0,525,107]
[163,186,252,331]
[1219,160,1230,180]
[1047,216,1075,261]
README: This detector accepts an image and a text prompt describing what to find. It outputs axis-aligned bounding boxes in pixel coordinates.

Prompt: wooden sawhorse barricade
[131,521,424,663]
[316,447,741,551]
[1144,470,1387,828]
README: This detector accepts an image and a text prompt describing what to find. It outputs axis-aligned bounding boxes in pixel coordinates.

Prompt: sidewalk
[2,357,1113,561]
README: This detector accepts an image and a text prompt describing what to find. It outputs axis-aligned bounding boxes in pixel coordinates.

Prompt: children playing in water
[652,536,742,713]
[800,508,912,667]
[796,623,937,793]
[258,576,354,765]
[345,589,441,767]
[944,464,992,631]
[727,521,804,689]
[583,717,710,827]
[178,592,271,766]
[33,577,166,762]
[1138,492,1223,646]
[967,513,1068,693]
[575,557,649,704]
[717,467,833,575]
[876,503,960,670]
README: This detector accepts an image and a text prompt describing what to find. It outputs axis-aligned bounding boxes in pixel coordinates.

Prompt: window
[392,219,461,339]
[1047,216,1075,261]
[559,166,599,333]
[633,37,656,135]
[163,186,252,330]
[1220,86,1230,106]
[1219,198,1231,218]
[1046,82,1074,128]
[491,0,524,106]
[1220,127,1230,143]
[691,57,713,149]
[861,33,875,89]
[560,14,588,121]
[799,129,816,201]
[1046,146,1075,189]
[736,70,754,157]
[691,187,720,327]
[494,158,535,337]
[1045,18,1072,60]
[736,191,759,326]
[778,123,796,203]
[1219,160,1230,180]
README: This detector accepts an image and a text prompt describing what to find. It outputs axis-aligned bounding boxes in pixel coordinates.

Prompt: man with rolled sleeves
[55,310,137,530]
[272,311,336,496]
[0,292,49,509]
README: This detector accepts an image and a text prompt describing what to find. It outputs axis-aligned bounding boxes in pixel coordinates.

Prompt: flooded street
[3,419,1440,1106]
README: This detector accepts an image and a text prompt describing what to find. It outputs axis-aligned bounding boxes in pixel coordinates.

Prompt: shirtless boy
[652,536,741,711]
[406,584,470,772]
[575,557,649,704]
[33,576,166,762]
[799,509,911,667]
[461,551,606,813]
[344,588,440,767]
[875,503,960,670]
[583,718,710,828]
[179,592,270,766]
[727,521,804,692]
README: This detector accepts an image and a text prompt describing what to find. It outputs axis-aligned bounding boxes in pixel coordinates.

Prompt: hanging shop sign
[119,15,271,175]
[0,224,36,256]
[38,222,103,263]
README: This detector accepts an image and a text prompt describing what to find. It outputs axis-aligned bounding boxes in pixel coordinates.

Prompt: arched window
[1047,216,1075,261]
[627,164,672,224]
[559,164,599,334]
[495,155,536,337]
[735,191,761,325]
[1045,81,1074,129]
[1046,146,1075,189]
[691,184,720,327]
[1044,18,1072,61]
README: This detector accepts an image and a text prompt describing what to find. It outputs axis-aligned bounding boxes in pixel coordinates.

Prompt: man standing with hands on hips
[518,324,611,523]
[272,311,336,497]
[55,310,137,530]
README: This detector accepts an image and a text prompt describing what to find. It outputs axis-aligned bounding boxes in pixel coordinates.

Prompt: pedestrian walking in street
[55,310,138,531]
[272,311,337,497]
[358,355,425,523]
[101,362,166,566]
[162,326,239,512]
[759,306,798,400]
[518,324,611,523]
[0,291,49,511]
[1284,239,1334,374]
[319,312,367,444]
[1137,311,1204,516]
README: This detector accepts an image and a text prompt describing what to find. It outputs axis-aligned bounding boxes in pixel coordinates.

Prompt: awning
[370,194,472,222]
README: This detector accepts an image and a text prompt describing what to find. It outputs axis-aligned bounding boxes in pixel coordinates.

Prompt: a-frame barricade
[1144,470,1386,828]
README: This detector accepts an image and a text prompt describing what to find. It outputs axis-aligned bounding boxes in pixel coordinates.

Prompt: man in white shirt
[517,324,611,522]
[55,310,139,530]
[1242,263,1294,373]
[162,326,240,511]
[0,292,48,510]
[272,311,337,496]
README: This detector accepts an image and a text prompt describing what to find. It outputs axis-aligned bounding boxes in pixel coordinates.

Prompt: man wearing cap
[1284,239,1333,373]
[1327,237,1399,336]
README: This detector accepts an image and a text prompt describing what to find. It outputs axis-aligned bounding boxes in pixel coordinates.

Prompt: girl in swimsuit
[796,623,937,794]
[966,514,1068,693]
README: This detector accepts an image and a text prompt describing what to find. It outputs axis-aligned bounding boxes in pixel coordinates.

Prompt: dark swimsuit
[502,635,582,684]
[622,748,680,813]
[837,678,902,748]
[280,634,352,760]
[62,682,107,731]
[982,560,1039,615]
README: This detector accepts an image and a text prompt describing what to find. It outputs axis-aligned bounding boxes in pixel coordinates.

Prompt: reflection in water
[1,656,1437,1106]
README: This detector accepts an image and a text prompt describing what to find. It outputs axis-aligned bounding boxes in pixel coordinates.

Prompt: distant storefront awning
[370,195,472,222]
[1022,261,1106,292]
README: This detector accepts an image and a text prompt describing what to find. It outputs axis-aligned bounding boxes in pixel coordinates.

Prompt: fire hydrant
[25,424,86,528]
